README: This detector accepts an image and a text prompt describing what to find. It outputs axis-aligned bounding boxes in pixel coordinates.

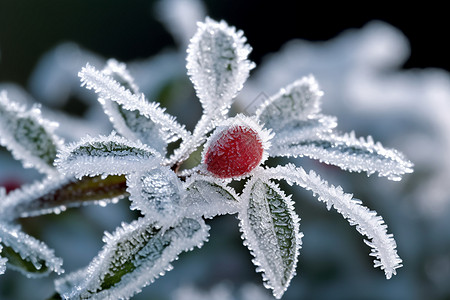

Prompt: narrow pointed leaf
[0,222,63,277]
[270,130,413,181]
[55,133,161,178]
[100,59,168,154]
[186,17,255,117]
[127,167,184,227]
[264,164,403,279]
[256,76,324,130]
[182,174,240,219]
[79,64,190,143]
[55,217,209,299]
[238,177,302,299]
[0,91,62,175]
[0,174,127,221]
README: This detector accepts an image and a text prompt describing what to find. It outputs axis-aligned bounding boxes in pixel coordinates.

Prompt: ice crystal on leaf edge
[0,17,413,299]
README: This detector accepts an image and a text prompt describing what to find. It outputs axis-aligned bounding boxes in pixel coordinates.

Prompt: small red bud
[204,125,264,178]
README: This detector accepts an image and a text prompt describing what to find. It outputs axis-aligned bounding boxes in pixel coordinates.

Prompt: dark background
[0,1,449,86]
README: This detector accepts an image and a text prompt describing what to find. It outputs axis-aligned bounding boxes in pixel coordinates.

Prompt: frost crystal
[0,91,62,175]
[0,221,64,277]
[238,177,302,299]
[186,17,254,118]
[257,75,323,129]
[127,166,184,227]
[182,174,239,219]
[100,59,168,154]
[55,133,161,178]
[264,164,403,278]
[0,15,413,300]
[79,63,190,144]
[55,217,209,299]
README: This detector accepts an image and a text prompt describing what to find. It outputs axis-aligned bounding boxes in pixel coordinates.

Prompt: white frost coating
[127,167,184,227]
[181,173,240,219]
[0,91,63,175]
[256,75,324,130]
[186,17,255,118]
[264,164,403,279]
[100,60,168,154]
[55,217,209,299]
[238,176,302,299]
[270,129,414,181]
[0,174,125,221]
[200,114,273,179]
[0,221,64,277]
[55,132,161,179]
[79,64,190,143]
[0,174,71,221]
[0,240,7,275]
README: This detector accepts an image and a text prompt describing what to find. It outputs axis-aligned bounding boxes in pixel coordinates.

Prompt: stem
[165,113,217,166]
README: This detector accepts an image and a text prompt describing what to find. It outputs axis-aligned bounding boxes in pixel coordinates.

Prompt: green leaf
[55,133,161,178]
[1,174,128,220]
[0,91,62,175]
[256,75,323,130]
[238,178,302,299]
[55,217,209,299]
[0,222,63,277]
[182,175,239,218]
[100,59,168,154]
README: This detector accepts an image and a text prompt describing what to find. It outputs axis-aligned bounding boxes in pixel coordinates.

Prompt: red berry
[204,125,264,178]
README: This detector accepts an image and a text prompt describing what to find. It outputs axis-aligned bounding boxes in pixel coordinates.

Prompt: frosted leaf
[0,221,63,277]
[181,174,240,219]
[0,241,7,275]
[100,59,167,154]
[79,64,190,144]
[0,174,127,221]
[0,91,62,175]
[186,17,255,117]
[238,177,302,299]
[256,76,324,130]
[270,130,414,181]
[127,167,184,227]
[268,115,336,148]
[55,133,161,179]
[265,164,403,279]
[55,217,209,299]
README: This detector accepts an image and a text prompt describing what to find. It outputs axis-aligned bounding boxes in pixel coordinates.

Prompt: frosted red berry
[204,125,264,178]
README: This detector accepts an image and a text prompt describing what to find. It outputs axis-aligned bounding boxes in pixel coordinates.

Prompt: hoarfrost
[55,133,161,178]
[79,63,190,144]
[0,243,6,275]
[100,59,168,154]
[55,217,209,299]
[0,174,127,220]
[238,176,302,299]
[186,17,254,118]
[0,221,64,277]
[182,174,240,219]
[0,91,62,175]
[264,164,403,279]
[127,166,184,227]
[256,75,324,130]
[270,129,414,180]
